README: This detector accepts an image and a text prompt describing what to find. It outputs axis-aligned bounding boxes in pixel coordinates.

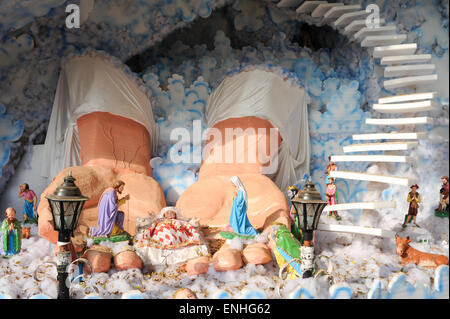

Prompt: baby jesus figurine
[142,207,201,249]
[162,208,177,220]
[133,207,208,266]
[1,208,22,256]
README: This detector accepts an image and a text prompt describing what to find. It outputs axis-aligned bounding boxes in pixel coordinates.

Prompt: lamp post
[291,178,327,278]
[45,171,88,299]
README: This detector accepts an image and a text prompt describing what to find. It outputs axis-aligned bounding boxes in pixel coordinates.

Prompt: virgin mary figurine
[229,176,258,236]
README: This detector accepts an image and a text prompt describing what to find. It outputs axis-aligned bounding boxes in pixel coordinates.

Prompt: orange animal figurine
[395,234,449,268]
[22,227,31,239]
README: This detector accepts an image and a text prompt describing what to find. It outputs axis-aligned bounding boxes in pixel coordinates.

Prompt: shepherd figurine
[436,176,449,218]
[403,184,421,228]
[326,177,341,220]
[18,183,38,224]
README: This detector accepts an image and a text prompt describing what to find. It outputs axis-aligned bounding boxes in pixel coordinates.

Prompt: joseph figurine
[89,180,130,237]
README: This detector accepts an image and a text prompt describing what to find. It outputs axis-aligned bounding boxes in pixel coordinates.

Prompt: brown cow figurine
[395,234,449,268]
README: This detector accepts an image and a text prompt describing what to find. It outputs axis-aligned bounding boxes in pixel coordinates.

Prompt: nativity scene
[0,0,448,300]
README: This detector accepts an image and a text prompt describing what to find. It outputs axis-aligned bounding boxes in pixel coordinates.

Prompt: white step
[324,4,361,21]
[380,54,431,65]
[329,170,416,186]
[373,100,438,113]
[317,223,396,238]
[343,142,418,153]
[378,92,436,104]
[323,201,396,212]
[331,155,413,163]
[344,18,385,34]
[277,0,303,8]
[311,3,344,18]
[366,117,434,126]
[333,10,370,28]
[361,34,407,47]
[295,1,327,13]
[352,132,426,141]
[384,64,435,77]
[354,25,397,41]
[384,74,438,90]
[373,43,417,58]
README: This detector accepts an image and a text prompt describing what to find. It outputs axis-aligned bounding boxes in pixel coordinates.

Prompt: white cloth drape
[206,70,310,190]
[41,55,157,179]
[230,176,248,206]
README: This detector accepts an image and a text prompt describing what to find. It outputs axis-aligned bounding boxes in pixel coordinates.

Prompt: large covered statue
[177,69,311,232]
[38,52,166,247]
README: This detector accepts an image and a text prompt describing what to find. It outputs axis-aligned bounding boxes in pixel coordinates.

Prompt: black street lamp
[45,171,88,299]
[291,178,327,278]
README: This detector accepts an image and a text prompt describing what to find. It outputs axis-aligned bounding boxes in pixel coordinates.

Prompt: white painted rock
[242,243,272,265]
[212,248,243,271]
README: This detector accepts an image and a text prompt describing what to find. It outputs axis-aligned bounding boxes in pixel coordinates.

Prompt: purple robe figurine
[90,183,128,237]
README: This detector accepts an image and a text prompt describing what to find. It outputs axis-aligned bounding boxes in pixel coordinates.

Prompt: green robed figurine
[2,207,21,256]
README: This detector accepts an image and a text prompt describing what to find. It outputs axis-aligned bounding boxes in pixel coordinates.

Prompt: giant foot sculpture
[38,112,166,246]
[176,116,290,233]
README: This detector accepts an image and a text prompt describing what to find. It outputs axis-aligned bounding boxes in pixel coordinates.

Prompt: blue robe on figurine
[229,176,258,236]
[23,200,35,220]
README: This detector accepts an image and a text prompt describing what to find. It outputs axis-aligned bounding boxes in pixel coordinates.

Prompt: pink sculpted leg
[176,116,290,232]
[38,112,166,246]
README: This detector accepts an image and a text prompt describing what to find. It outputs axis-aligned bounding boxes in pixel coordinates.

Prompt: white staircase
[377,92,436,103]
[373,100,438,113]
[295,1,327,13]
[354,25,397,41]
[317,223,395,238]
[277,0,439,238]
[329,171,416,186]
[352,132,426,140]
[373,43,417,58]
[323,201,396,212]
[380,54,432,65]
[324,4,361,21]
[345,18,386,35]
[334,10,371,28]
[366,116,434,126]
[331,155,413,163]
[383,74,438,90]
[311,3,344,18]
[343,141,418,152]
[383,64,435,77]
[361,34,407,47]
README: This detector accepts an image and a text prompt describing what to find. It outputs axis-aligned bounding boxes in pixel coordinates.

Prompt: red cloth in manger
[137,218,202,250]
